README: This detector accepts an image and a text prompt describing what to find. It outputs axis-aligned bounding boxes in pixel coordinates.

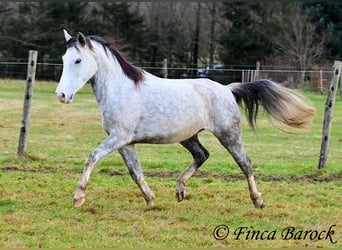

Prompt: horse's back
[142,75,235,118]
[131,75,239,143]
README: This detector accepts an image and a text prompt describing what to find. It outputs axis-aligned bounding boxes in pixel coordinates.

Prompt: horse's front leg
[118,145,155,205]
[73,134,127,208]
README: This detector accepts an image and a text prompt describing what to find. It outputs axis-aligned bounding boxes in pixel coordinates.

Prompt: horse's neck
[90,45,134,106]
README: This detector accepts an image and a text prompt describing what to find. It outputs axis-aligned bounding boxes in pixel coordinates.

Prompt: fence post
[163,58,168,78]
[18,50,38,158]
[318,60,341,168]
[255,61,260,81]
[319,70,323,94]
[340,72,342,96]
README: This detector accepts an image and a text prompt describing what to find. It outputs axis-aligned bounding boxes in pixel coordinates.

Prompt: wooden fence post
[254,61,260,81]
[340,71,342,96]
[163,58,168,78]
[318,60,341,168]
[319,70,323,94]
[18,50,38,158]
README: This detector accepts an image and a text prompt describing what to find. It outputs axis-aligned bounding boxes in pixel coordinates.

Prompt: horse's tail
[228,79,316,131]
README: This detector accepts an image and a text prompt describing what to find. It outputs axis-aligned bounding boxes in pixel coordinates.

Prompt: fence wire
[0,59,334,92]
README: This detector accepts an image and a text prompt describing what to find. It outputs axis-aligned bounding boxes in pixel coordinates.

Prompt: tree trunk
[209,2,216,68]
[192,2,201,77]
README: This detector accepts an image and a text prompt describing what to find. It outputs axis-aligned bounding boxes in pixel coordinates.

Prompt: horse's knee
[85,153,96,166]
[246,155,251,165]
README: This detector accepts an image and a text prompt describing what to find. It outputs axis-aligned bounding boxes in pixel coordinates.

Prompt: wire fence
[0,58,335,93]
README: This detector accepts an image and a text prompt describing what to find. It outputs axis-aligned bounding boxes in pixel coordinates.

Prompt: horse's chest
[100,100,140,133]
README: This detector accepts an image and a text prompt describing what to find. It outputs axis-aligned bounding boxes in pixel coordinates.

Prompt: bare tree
[275,3,325,84]
[135,3,190,65]
[185,2,226,68]
[207,2,217,67]
[192,2,201,73]
[199,2,222,67]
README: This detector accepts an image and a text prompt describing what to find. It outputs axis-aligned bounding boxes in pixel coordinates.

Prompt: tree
[0,2,146,61]
[191,2,201,75]
[0,3,43,58]
[97,3,145,60]
[218,2,277,65]
[303,2,342,61]
[207,2,218,67]
[139,3,191,69]
[275,3,325,73]
[0,2,92,58]
[1,2,341,75]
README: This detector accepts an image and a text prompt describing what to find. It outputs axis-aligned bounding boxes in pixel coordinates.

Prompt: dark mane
[88,36,145,85]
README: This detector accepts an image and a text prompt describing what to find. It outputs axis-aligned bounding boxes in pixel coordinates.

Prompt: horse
[56,30,315,209]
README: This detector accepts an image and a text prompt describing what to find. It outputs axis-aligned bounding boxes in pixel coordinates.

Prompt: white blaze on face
[56,30,98,104]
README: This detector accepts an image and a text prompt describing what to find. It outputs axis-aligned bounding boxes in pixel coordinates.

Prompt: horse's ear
[63,29,72,42]
[77,32,87,47]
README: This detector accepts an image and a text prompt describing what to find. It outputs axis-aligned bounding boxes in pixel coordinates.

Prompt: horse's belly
[132,116,206,144]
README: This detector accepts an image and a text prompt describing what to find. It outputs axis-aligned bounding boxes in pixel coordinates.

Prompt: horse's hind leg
[215,126,265,209]
[118,145,155,206]
[176,134,210,202]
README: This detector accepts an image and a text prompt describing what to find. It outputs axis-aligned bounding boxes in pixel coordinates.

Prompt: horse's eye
[75,58,81,64]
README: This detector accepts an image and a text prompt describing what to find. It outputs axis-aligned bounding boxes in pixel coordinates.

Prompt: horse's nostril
[57,92,67,103]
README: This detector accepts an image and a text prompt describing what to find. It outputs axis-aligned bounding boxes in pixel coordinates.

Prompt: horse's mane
[67,35,144,85]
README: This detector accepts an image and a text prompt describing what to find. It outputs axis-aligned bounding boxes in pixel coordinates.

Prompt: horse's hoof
[176,190,186,202]
[146,199,154,206]
[254,199,265,209]
[260,200,265,209]
[73,197,86,208]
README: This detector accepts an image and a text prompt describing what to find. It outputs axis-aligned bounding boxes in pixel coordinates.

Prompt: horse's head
[56,30,98,104]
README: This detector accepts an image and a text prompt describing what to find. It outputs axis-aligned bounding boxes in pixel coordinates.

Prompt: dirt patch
[193,171,246,182]
[97,169,341,183]
[98,169,124,176]
[264,175,286,182]
[98,169,246,181]
[17,154,47,163]
[1,166,42,173]
[2,166,341,183]
[295,174,342,183]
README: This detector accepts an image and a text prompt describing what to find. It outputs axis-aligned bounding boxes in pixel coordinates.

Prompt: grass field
[0,79,341,248]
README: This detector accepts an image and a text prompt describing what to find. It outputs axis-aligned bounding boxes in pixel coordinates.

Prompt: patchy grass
[0,79,341,248]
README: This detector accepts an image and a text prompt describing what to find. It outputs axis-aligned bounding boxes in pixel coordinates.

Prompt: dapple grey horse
[56,30,315,209]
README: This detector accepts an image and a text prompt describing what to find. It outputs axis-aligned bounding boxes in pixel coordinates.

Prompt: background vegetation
[0,80,341,248]
[0,2,341,70]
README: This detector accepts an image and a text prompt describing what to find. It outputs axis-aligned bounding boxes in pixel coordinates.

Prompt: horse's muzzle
[56,92,73,104]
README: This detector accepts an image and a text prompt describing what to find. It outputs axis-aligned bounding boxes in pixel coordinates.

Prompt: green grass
[0,79,341,248]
